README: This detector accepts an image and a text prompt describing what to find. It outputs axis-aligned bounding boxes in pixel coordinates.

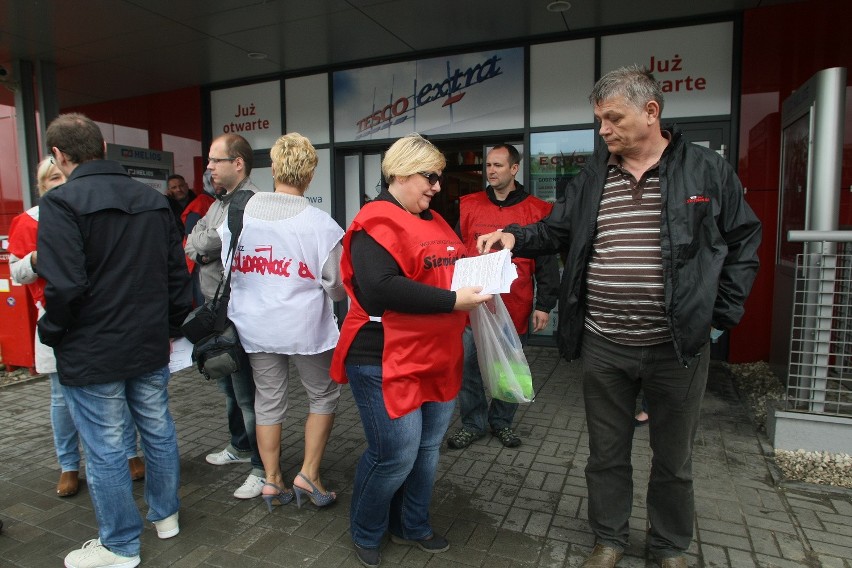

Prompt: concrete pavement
[1,346,849,567]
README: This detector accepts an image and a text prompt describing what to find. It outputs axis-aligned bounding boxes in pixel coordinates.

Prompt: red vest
[181,193,215,273]
[7,208,45,307]
[331,201,467,418]
[459,191,552,334]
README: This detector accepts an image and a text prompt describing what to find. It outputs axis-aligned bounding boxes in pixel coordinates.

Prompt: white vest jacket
[224,205,343,354]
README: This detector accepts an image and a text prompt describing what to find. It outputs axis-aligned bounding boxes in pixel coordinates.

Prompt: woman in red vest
[330,134,491,567]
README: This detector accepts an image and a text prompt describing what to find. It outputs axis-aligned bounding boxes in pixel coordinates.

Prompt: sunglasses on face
[208,157,237,164]
[418,172,442,186]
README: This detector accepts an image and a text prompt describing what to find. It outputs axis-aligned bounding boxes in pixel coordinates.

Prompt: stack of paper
[450,249,517,295]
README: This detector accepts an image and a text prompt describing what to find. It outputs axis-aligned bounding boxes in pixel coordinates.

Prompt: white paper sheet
[450,249,517,294]
[169,337,194,373]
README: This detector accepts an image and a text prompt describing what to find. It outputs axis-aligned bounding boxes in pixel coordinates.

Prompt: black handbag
[191,313,242,381]
[181,190,252,380]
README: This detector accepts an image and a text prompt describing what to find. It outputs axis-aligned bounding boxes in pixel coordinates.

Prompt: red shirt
[181,193,215,273]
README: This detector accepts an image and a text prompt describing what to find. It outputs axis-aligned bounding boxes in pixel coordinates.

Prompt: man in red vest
[447,144,559,449]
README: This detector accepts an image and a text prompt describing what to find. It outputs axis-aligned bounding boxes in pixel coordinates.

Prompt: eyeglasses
[418,172,442,186]
[208,156,237,164]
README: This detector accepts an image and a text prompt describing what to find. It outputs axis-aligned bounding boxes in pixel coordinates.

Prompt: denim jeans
[216,348,263,472]
[51,373,139,471]
[457,326,518,433]
[50,372,82,471]
[580,331,709,558]
[61,366,180,557]
[346,364,455,550]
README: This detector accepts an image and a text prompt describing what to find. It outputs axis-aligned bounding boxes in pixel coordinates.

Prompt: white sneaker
[64,539,140,568]
[233,473,265,499]
[206,448,251,465]
[153,512,179,539]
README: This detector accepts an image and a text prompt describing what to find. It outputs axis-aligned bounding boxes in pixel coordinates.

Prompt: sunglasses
[418,172,442,186]
[208,156,237,164]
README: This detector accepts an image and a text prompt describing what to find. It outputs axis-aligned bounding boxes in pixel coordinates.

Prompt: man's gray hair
[589,64,665,115]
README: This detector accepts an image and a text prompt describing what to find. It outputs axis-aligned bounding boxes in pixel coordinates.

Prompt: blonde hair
[270,133,318,192]
[36,158,62,196]
[382,133,446,184]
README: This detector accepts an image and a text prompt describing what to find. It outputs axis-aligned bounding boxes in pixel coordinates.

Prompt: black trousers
[580,331,709,558]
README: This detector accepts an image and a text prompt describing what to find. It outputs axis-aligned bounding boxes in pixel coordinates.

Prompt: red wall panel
[733,0,852,362]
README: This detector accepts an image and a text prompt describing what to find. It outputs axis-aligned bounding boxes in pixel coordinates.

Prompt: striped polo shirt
[584,155,671,346]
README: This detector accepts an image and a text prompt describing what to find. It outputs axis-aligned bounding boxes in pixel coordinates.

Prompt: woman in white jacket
[225,133,344,511]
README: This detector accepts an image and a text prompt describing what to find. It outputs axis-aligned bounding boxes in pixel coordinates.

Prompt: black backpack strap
[227,190,253,246]
[213,190,253,332]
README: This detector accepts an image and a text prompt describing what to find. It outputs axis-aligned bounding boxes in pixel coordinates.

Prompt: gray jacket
[184,177,259,300]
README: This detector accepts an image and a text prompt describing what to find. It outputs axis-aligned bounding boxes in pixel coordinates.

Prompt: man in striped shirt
[477,66,761,568]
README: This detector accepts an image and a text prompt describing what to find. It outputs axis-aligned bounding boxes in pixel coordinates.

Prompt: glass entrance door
[339,151,383,229]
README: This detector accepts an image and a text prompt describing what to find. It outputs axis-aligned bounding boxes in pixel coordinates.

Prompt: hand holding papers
[450,248,517,295]
[453,249,533,403]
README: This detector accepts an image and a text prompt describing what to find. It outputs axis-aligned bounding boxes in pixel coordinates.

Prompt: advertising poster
[210,80,282,149]
[333,48,524,142]
[106,144,173,194]
[601,22,733,118]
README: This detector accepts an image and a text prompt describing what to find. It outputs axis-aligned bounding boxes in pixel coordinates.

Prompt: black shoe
[492,426,521,447]
[447,428,484,449]
[390,533,450,553]
[354,545,380,567]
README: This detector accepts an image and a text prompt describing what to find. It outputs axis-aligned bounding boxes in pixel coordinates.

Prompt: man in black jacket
[478,66,761,568]
[38,113,191,568]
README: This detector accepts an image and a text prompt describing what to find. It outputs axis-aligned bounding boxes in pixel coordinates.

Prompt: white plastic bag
[469,295,534,403]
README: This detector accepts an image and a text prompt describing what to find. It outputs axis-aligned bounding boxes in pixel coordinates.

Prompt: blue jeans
[346,364,455,550]
[61,366,180,557]
[217,349,263,472]
[580,331,709,558]
[457,326,518,433]
[51,373,138,471]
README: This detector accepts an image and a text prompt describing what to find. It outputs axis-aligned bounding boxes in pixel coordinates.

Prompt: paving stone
[805,540,852,561]
[696,517,746,535]
[815,553,849,568]
[775,531,809,561]
[820,520,852,538]
[742,512,799,535]
[502,506,531,532]
[525,511,552,537]
[699,542,731,567]
[486,530,544,563]
[747,526,782,557]
[697,528,751,551]
[727,547,758,567]
[829,497,852,516]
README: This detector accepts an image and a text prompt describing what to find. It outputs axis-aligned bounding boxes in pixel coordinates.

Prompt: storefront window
[529,130,595,202]
[527,130,595,340]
